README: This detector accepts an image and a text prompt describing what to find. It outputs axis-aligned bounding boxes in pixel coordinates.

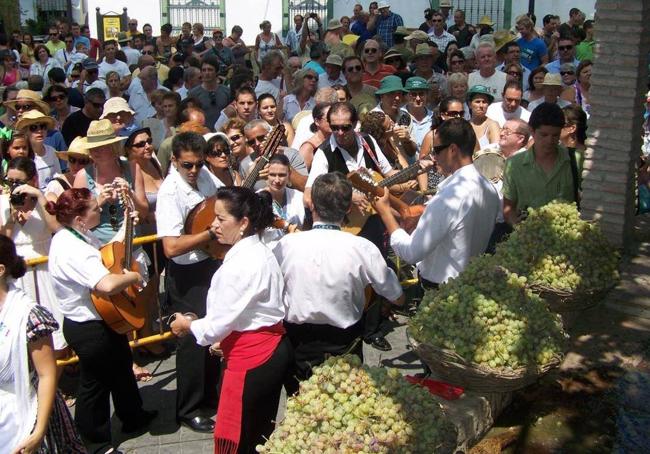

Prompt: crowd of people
[0,2,610,453]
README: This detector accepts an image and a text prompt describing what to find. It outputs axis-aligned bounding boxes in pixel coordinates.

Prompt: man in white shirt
[317,53,347,89]
[427,10,456,50]
[486,81,531,127]
[118,32,141,67]
[98,39,131,91]
[254,51,285,101]
[468,42,507,102]
[54,33,75,70]
[274,172,403,393]
[155,132,223,433]
[373,117,500,287]
[128,66,169,125]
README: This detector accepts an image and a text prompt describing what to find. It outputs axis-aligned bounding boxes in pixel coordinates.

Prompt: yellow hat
[4,89,51,115]
[78,119,127,149]
[56,136,92,161]
[478,16,495,27]
[15,109,56,131]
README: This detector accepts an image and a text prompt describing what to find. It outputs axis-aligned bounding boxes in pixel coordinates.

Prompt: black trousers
[284,320,364,396]
[63,318,145,452]
[486,222,513,254]
[166,258,222,419]
[217,336,293,454]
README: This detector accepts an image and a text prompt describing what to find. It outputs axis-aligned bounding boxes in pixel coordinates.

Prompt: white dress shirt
[317,72,347,89]
[273,225,403,328]
[306,135,393,188]
[48,228,108,322]
[127,78,170,125]
[486,102,531,128]
[190,234,286,346]
[156,166,223,265]
[282,94,316,124]
[390,164,500,284]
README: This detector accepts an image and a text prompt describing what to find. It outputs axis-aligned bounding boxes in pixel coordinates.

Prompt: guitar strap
[359,135,383,175]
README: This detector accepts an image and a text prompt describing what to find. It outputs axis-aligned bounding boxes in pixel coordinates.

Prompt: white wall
[225,0,283,44]
[20,0,37,23]
[512,0,596,25]
[333,0,431,32]
[86,0,161,39]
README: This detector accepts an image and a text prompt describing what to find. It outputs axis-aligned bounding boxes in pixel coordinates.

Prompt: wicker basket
[408,331,563,394]
[528,283,615,313]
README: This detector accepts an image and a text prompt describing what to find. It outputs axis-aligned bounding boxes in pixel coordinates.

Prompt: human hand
[170,312,191,337]
[209,342,223,356]
[369,187,390,214]
[352,191,370,212]
[392,125,411,141]
[11,433,44,454]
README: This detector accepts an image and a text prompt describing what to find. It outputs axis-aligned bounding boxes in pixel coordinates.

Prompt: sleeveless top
[84,159,134,245]
[193,36,210,53]
[257,32,279,62]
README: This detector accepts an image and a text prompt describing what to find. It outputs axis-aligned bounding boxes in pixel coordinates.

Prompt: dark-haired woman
[0,234,85,453]
[257,93,294,147]
[45,84,79,131]
[561,104,587,177]
[205,132,241,187]
[298,102,331,170]
[171,187,291,454]
[46,188,156,452]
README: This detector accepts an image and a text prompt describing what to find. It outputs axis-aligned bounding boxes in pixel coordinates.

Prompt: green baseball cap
[404,76,430,91]
[467,84,495,103]
[375,75,406,95]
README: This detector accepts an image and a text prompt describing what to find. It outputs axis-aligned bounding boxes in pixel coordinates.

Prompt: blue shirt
[376,12,404,48]
[545,58,581,74]
[351,21,373,42]
[517,37,548,71]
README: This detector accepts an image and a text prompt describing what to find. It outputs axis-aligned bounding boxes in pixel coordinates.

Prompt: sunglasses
[444,110,464,118]
[304,74,317,80]
[558,45,574,51]
[560,71,575,76]
[208,148,230,157]
[5,178,27,186]
[431,19,442,23]
[330,124,354,132]
[15,104,34,111]
[179,160,204,170]
[433,143,450,154]
[507,71,522,77]
[345,65,362,72]
[90,101,104,109]
[450,59,464,64]
[108,204,119,231]
[50,94,66,102]
[132,138,153,148]
[364,48,378,54]
[68,156,90,165]
[142,50,154,55]
[209,92,217,106]
[29,123,48,132]
[70,73,80,79]
[228,134,242,142]
[246,134,267,146]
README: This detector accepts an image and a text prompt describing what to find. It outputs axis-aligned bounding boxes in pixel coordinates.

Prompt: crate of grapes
[528,283,615,314]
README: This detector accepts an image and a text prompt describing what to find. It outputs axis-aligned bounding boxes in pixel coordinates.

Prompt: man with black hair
[61,87,105,145]
[502,102,581,224]
[156,131,223,433]
[373,118,499,288]
[558,8,585,41]
[188,55,231,130]
[542,14,560,58]
[99,39,131,90]
[274,172,403,394]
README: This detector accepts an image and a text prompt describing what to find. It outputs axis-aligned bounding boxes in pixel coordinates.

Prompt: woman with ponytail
[170,187,292,454]
[0,234,85,453]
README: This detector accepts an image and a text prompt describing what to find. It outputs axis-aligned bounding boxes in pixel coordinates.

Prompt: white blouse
[190,234,285,346]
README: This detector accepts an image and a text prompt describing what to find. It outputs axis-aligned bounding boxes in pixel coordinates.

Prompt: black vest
[319,134,381,175]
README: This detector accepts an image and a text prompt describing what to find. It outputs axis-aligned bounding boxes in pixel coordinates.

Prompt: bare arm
[417,131,433,192]
[94,270,141,296]
[162,230,214,258]
[289,168,307,192]
[129,161,150,220]
[503,198,518,225]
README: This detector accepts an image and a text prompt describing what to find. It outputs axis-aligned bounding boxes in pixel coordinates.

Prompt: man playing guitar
[155,132,223,433]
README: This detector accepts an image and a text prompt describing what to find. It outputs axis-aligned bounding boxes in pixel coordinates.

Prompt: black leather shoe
[122,409,158,433]
[178,415,215,433]
[369,336,392,351]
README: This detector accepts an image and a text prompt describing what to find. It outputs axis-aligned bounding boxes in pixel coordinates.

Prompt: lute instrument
[91,188,148,334]
[183,124,287,259]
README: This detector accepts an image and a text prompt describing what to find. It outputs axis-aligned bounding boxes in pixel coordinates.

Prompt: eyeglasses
[207,148,230,157]
[507,71,522,77]
[558,45,574,51]
[29,123,48,132]
[108,204,119,231]
[90,101,104,109]
[246,134,267,146]
[15,104,34,111]
[364,48,378,54]
[443,110,464,118]
[433,143,450,154]
[431,19,442,23]
[501,128,524,137]
[228,134,242,142]
[304,74,317,80]
[345,65,362,72]
[330,124,354,132]
[560,71,575,76]
[50,94,66,102]
[132,138,153,148]
[209,92,217,106]
[179,160,204,170]
[68,156,90,165]
[4,178,27,186]
[142,50,154,55]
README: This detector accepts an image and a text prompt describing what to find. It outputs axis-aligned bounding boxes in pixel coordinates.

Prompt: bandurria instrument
[184,124,287,259]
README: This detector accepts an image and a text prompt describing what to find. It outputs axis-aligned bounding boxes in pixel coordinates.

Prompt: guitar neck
[378,161,422,188]
[242,125,286,189]
[124,208,134,266]
[242,154,268,189]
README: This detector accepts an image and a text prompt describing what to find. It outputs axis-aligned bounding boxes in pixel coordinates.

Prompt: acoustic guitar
[344,164,427,235]
[91,188,148,334]
[183,124,287,259]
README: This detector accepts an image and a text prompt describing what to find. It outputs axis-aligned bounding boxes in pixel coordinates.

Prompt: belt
[418,273,439,290]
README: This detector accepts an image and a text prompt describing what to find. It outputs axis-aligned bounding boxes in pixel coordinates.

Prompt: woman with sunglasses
[504,62,524,87]
[446,50,466,76]
[44,84,79,131]
[561,59,592,117]
[282,68,318,124]
[205,133,241,187]
[221,117,248,164]
[15,110,62,191]
[258,93,294,147]
[45,137,91,202]
[29,45,62,90]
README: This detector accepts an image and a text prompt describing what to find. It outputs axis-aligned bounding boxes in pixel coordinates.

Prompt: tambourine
[473,147,506,183]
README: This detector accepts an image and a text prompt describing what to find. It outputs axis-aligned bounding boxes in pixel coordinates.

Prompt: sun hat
[375,75,406,95]
[4,89,51,115]
[394,26,409,36]
[15,109,56,131]
[325,54,343,66]
[439,0,453,7]
[377,0,390,9]
[478,16,495,27]
[404,30,429,41]
[116,32,130,44]
[383,48,405,62]
[100,97,135,119]
[78,119,127,149]
[412,43,433,59]
[327,19,343,31]
[493,30,516,53]
[56,136,91,161]
[404,77,430,91]
[467,85,495,103]
[541,73,563,86]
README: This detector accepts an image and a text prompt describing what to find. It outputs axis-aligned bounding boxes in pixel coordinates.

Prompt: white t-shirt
[255,78,282,102]
[486,102,531,127]
[99,59,131,80]
[34,144,62,191]
[468,70,508,102]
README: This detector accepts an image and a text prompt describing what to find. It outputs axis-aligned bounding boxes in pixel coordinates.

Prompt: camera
[424,8,433,21]
[9,183,26,206]
[310,13,318,19]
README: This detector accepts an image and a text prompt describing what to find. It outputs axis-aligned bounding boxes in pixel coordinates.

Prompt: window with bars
[451,0,510,30]
[167,0,225,34]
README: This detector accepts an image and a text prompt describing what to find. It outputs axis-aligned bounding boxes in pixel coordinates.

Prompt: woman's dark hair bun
[215,186,276,234]
[0,234,27,279]
[44,200,57,216]
[10,256,26,279]
[255,190,275,231]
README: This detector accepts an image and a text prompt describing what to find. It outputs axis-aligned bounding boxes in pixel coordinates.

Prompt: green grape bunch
[257,355,457,454]
[410,256,567,370]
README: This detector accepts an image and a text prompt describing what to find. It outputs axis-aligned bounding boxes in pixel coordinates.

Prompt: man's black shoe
[122,409,158,433]
[178,415,215,433]
[369,336,392,351]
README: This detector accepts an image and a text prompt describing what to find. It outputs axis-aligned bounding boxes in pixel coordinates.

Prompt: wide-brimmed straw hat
[100,97,135,119]
[56,136,92,161]
[4,89,51,115]
[78,119,127,149]
[15,109,56,131]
